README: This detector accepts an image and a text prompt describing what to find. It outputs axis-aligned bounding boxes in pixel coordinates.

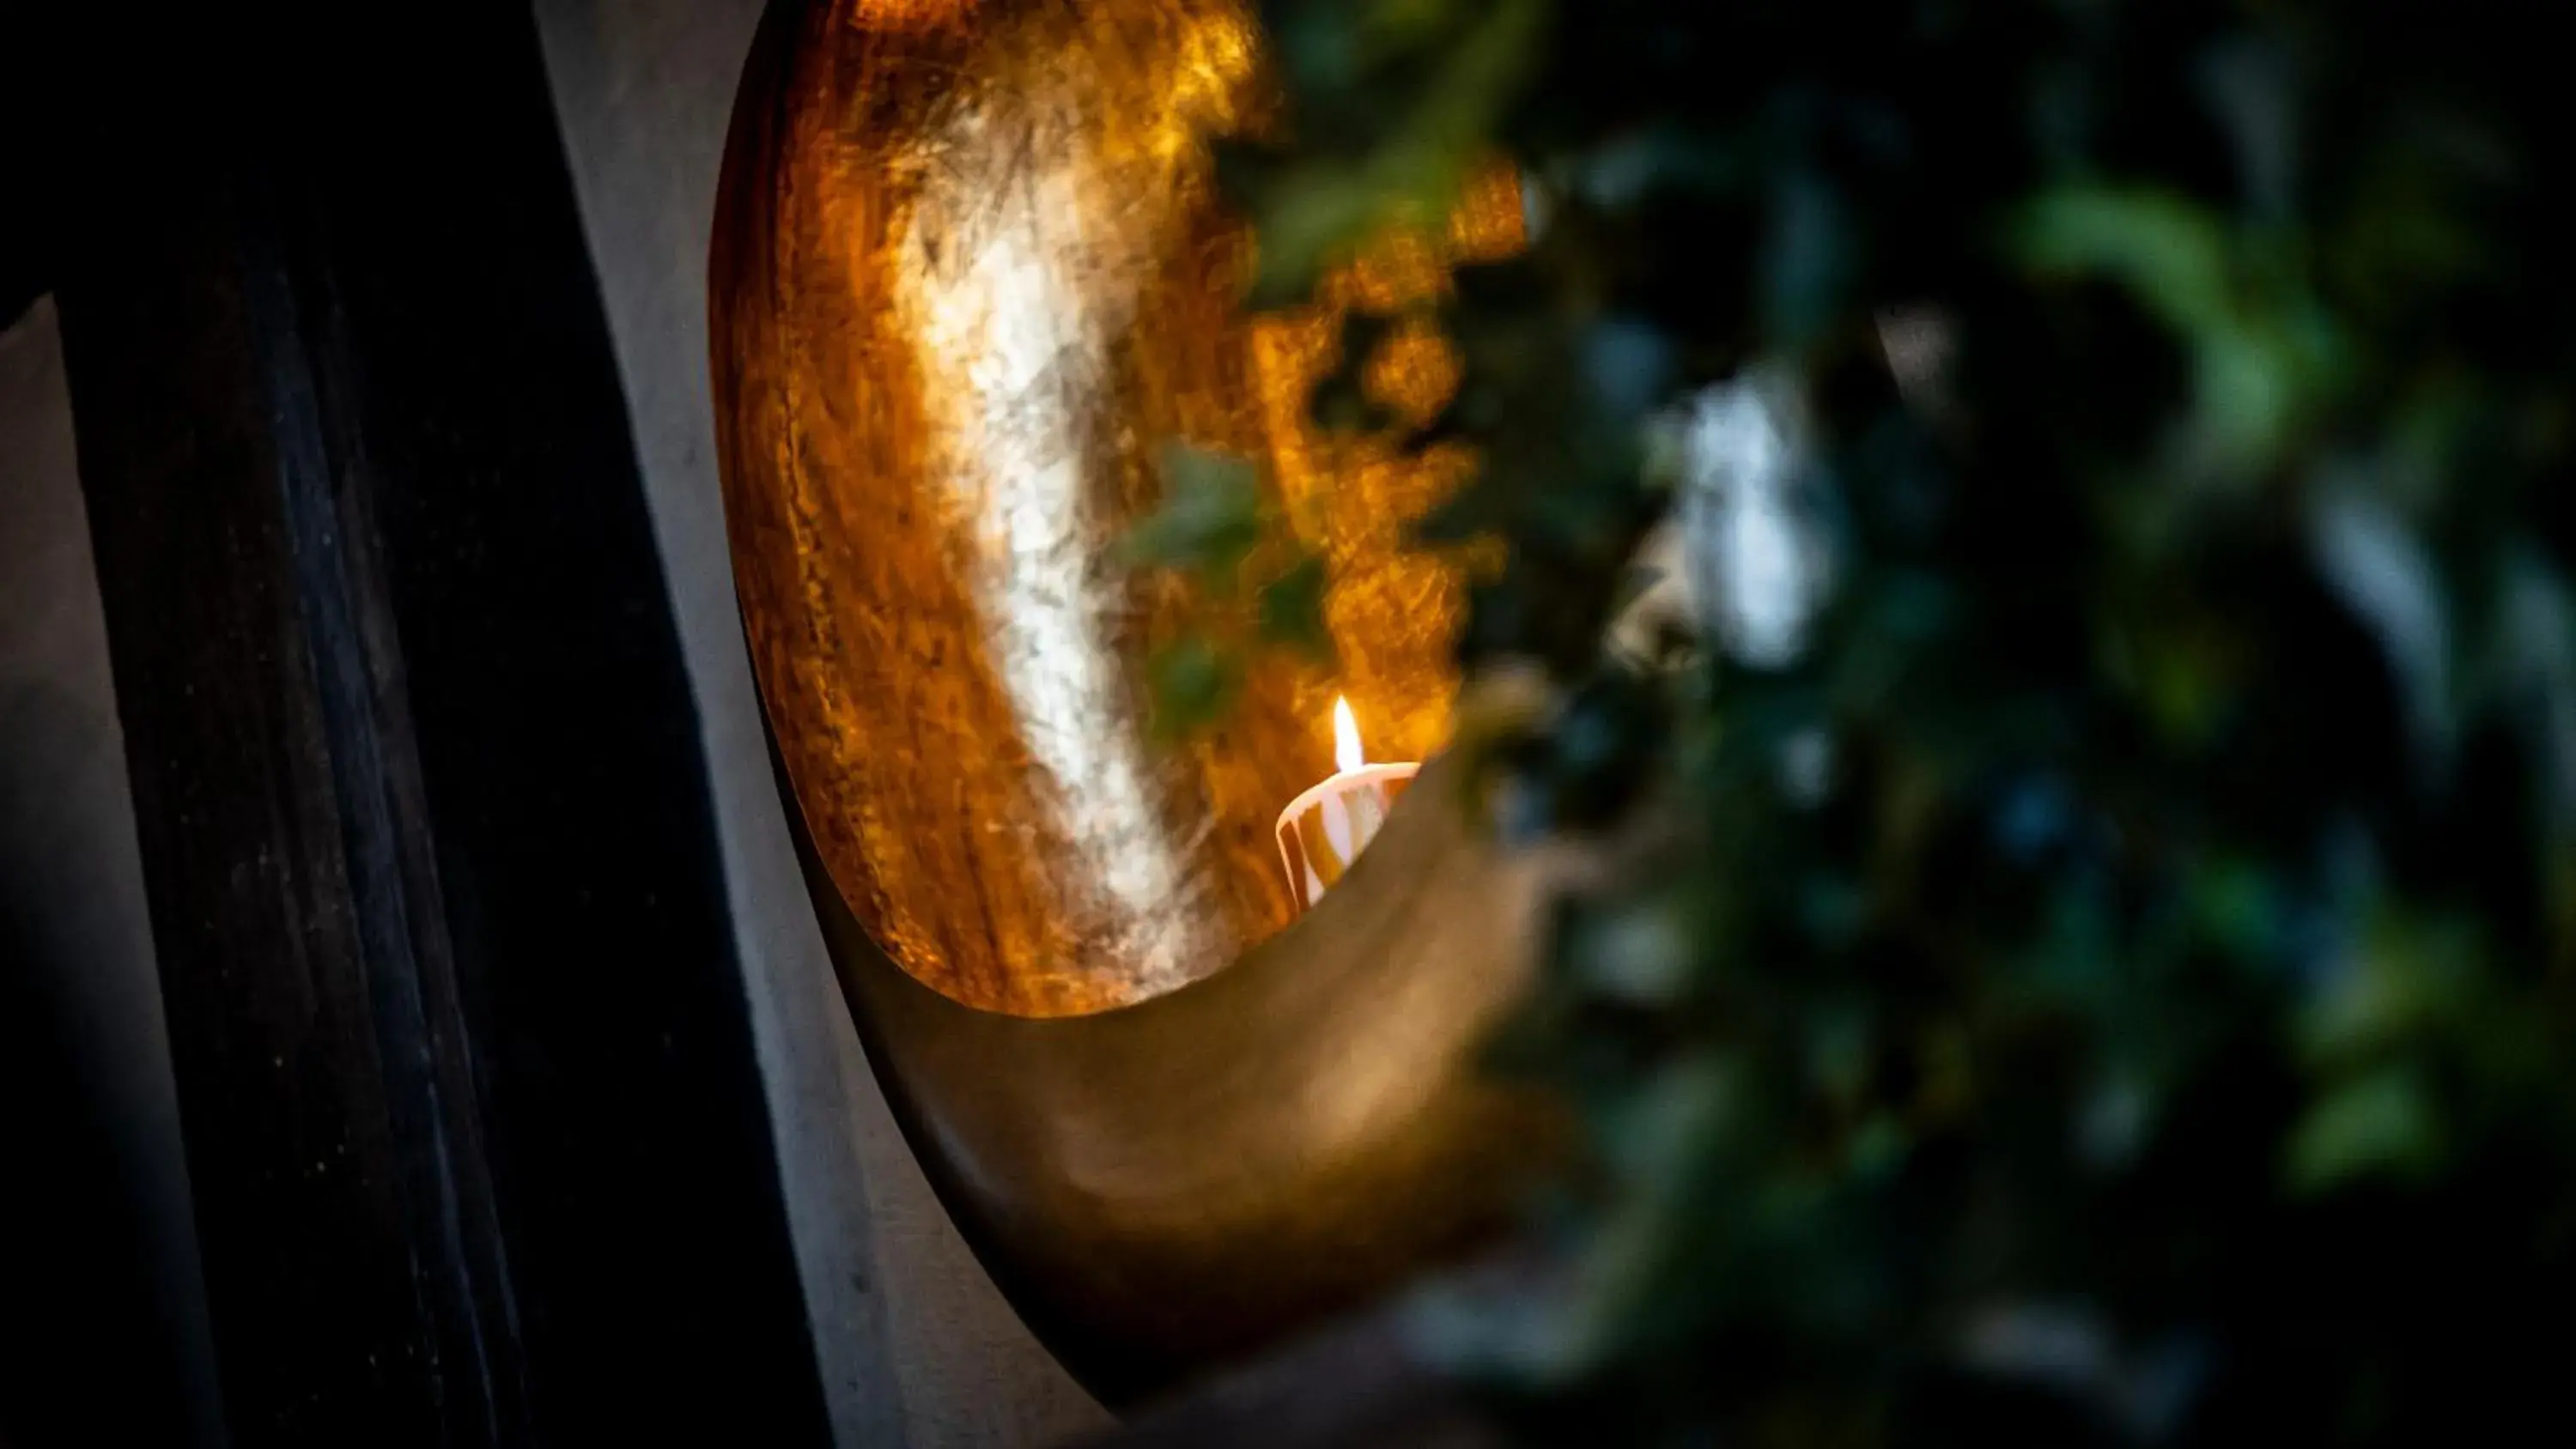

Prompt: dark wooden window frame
[40,6,834,1442]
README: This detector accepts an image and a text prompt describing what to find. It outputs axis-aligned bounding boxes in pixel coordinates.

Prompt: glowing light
[894,82,1217,993]
[1334,696,1364,774]
[1279,697,1415,912]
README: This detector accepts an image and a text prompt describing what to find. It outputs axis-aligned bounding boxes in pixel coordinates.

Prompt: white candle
[1276,698,1419,911]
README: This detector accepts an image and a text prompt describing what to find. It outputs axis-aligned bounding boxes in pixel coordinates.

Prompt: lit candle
[1276,697,1419,911]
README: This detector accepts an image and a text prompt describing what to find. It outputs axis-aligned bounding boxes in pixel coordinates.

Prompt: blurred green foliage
[1221,0,2576,1441]
[1130,443,1336,735]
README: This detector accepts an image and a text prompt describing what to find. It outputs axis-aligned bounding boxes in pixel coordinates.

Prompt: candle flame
[1334,695,1365,773]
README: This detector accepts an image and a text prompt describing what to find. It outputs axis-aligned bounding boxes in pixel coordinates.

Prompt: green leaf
[1249,169,1396,307]
[2309,484,2455,773]
[1255,553,1337,662]
[1147,634,1243,739]
[1125,445,1265,590]
[1247,0,1546,303]
[2017,185,2317,469]
[2298,912,2470,1068]
[2019,185,2234,336]
[2284,1065,2443,1195]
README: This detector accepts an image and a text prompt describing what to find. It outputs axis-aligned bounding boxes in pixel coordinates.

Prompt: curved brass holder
[712,0,1552,1399]
[787,754,1552,1398]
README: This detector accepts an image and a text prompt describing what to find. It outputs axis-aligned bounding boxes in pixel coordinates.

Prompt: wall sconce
[711,0,1551,1400]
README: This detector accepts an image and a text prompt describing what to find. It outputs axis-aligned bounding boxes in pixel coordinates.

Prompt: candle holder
[710,0,1542,1402]
[1277,762,1419,911]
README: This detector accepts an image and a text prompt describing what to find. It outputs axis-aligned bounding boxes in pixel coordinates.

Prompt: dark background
[3,4,829,1443]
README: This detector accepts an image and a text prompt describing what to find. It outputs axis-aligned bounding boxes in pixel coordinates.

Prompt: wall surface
[0,298,226,1446]
[528,6,1108,1446]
